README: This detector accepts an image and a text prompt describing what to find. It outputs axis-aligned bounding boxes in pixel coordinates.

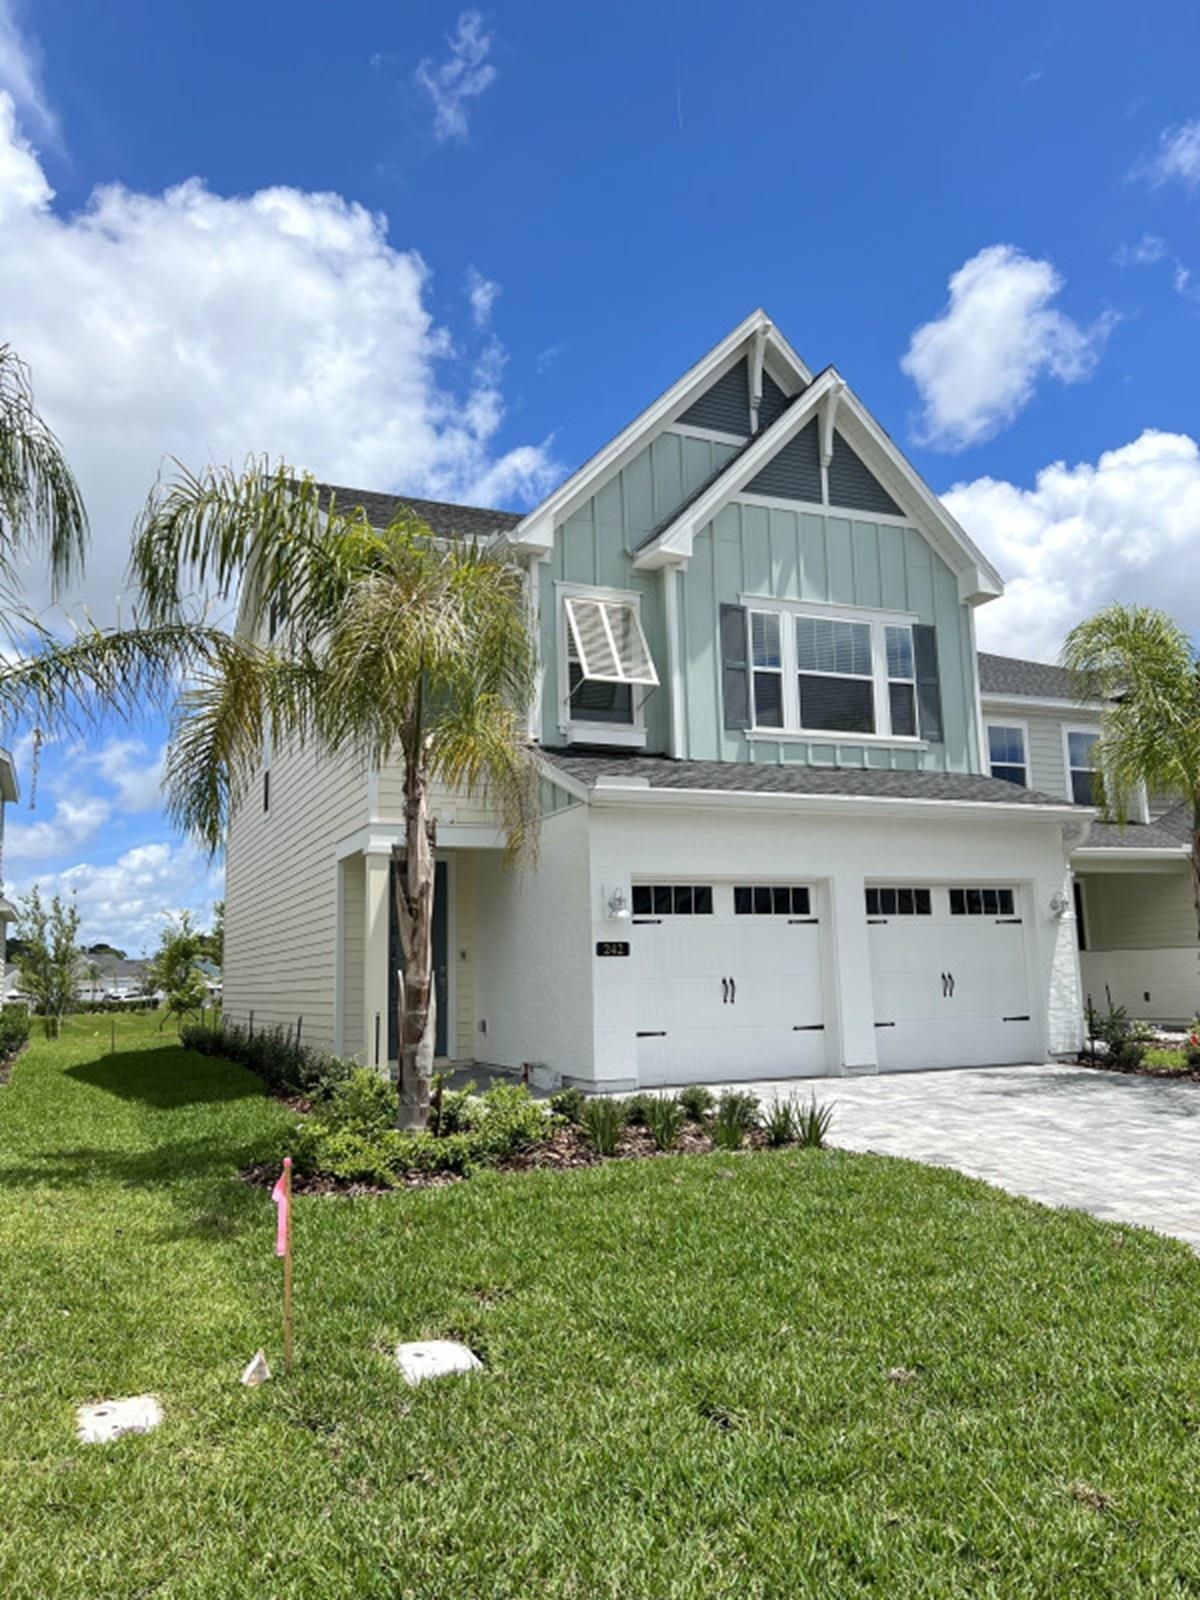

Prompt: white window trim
[1062,724,1100,806]
[556,580,650,747]
[985,718,1030,788]
[740,597,925,743]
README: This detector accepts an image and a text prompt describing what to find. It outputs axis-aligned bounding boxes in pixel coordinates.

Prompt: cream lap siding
[538,430,739,749]
[373,767,500,829]
[224,742,368,1054]
[1081,871,1197,951]
[339,854,365,1058]
[680,502,979,772]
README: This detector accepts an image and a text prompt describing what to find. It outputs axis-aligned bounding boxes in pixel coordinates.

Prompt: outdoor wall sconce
[1049,891,1070,919]
[606,887,631,921]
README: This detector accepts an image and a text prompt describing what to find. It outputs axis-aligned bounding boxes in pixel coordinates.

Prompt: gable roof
[632,371,1003,603]
[505,309,812,556]
[317,483,522,542]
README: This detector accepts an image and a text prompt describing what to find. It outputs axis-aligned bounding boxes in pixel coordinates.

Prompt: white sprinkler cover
[396,1340,482,1387]
[76,1395,163,1444]
[241,1349,272,1387]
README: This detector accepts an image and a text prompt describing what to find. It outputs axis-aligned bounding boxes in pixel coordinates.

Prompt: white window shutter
[565,596,659,686]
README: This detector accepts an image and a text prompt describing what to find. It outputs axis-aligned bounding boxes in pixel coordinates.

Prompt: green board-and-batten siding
[678,500,980,773]
[538,431,739,748]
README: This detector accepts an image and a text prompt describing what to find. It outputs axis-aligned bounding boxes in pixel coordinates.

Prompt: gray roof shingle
[317,483,523,541]
[542,750,1073,808]
[978,652,1078,700]
[1078,801,1192,851]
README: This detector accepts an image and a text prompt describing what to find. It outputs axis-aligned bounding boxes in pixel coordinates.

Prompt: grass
[3,1016,1200,1596]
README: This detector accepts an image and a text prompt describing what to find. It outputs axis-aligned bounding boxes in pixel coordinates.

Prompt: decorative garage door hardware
[941,972,956,998]
[793,1023,825,1031]
[636,1030,667,1038]
[721,977,738,1004]
[1003,1014,1031,1022]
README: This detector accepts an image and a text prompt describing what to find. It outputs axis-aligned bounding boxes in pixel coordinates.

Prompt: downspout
[663,561,685,759]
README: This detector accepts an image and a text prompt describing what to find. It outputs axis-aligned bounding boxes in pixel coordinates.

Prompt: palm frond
[0,345,87,596]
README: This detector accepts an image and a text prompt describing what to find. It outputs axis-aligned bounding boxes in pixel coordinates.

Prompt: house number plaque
[595,941,631,957]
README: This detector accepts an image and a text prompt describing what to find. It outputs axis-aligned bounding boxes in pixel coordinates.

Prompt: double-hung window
[561,587,658,737]
[1065,729,1099,806]
[988,724,1027,787]
[737,603,935,740]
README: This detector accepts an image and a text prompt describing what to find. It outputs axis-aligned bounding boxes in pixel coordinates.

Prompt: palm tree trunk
[392,752,437,1132]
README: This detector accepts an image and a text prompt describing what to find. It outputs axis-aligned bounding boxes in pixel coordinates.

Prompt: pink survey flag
[271,1157,292,1258]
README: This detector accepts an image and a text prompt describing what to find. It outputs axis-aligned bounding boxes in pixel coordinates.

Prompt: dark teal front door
[388,860,449,1060]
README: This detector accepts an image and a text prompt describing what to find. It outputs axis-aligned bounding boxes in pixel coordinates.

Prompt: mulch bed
[1077,1055,1200,1084]
[241,1119,788,1196]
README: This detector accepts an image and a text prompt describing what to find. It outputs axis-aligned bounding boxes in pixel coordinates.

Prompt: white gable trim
[634,370,1005,604]
[504,309,812,556]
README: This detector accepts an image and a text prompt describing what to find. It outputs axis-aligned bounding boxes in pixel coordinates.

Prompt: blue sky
[1,0,1198,947]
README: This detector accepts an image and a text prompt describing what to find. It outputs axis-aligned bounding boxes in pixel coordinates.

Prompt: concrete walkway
[738,1063,1200,1252]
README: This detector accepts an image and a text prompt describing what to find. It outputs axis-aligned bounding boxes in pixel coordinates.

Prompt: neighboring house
[75,955,152,1002]
[979,653,1197,1024]
[224,309,1090,1089]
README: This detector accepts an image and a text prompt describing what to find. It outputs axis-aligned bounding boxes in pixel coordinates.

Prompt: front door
[388,859,449,1060]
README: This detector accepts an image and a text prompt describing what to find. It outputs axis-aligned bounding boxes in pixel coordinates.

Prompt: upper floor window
[1066,729,1099,806]
[728,603,939,741]
[561,587,658,740]
[988,724,1027,787]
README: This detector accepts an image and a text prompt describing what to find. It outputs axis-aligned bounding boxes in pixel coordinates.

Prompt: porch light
[607,888,631,921]
[1049,891,1070,919]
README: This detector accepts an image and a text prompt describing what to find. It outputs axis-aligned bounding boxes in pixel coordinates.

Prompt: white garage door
[631,882,826,1087]
[867,884,1039,1070]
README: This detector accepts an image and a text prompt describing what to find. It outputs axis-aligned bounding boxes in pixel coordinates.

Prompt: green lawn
[3,1016,1200,1597]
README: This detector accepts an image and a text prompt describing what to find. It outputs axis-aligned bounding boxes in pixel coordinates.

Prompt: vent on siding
[744,419,821,502]
[678,358,751,436]
[828,431,902,517]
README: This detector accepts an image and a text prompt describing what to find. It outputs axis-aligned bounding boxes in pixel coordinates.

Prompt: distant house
[74,955,152,1002]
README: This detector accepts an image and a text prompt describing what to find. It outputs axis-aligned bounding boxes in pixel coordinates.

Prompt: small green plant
[581,1096,623,1156]
[712,1090,759,1150]
[0,1007,31,1063]
[619,1092,657,1127]
[678,1083,715,1121]
[549,1085,586,1123]
[794,1096,834,1149]
[763,1096,797,1147]
[1085,1002,1152,1069]
[646,1095,686,1151]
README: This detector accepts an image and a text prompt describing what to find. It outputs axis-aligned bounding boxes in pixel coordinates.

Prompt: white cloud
[0,90,559,627]
[1135,119,1200,192]
[901,245,1117,451]
[944,429,1200,661]
[88,738,165,813]
[1112,233,1167,266]
[6,795,110,862]
[10,840,221,953]
[465,264,499,327]
[415,11,497,143]
[0,0,55,140]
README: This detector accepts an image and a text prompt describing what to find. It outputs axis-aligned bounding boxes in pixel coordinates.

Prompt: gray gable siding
[538,430,739,749]
[758,371,792,429]
[679,500,980,773]
[828,431,902,516]
[744,419,822,501]
[677,357,751,435]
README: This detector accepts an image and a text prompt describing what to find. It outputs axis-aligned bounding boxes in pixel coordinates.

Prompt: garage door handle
[729,976,736,1005]
[793,1024,824,1032]
[941,972,956,999]
[1002,1014,1030,1022]
[636,1030,667,1038]
[721,977,729,1005]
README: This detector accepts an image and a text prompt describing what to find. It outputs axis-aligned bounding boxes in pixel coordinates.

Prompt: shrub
[581,1097,623,1156]
[646,1095,686,1151]
[1085,1003,1152,1069]
[180,1017,352,1099]
[712,1090,759,1150]
[763,1096,797,1147]
[619,1092,657,1127]
[794,1096,834,1149]
[0,1007,31,1063]
[678,1084,715,1122]
[549,1086,586,1124]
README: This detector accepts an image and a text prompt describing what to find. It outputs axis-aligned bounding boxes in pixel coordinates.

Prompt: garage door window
[949,887,1015,917]
[865,887,932,916]
[632,884,713,916]
[733,885,811,916]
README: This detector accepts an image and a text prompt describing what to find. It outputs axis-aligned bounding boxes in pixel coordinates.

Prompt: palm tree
[132,461,539,1129]
[0,346,224,739]
[1063,602,1200,935]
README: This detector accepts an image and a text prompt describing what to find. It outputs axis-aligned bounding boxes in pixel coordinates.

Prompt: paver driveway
[739,1063,1200,1251]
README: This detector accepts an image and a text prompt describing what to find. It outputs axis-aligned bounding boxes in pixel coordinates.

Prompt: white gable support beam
[748,323,769,433]
[817,377,846,505]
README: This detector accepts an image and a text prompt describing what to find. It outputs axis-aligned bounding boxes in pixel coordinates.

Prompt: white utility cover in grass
[241,1349,271,1387]
[76,1395,162,1444]
[396,1340,482,1387]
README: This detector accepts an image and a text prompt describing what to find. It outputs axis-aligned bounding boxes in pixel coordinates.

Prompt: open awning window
[564,596,659,686]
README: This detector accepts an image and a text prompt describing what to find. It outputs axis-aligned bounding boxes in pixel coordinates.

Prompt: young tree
[132,464,538,1129]
[16,886,81,1036]
[1063,602,1200,935]
[196,900,223,967]
[148,913,208,1031]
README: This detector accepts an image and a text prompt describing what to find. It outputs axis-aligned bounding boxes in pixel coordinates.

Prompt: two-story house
[223,310,1091,1089]
[979,653,1197,1025]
